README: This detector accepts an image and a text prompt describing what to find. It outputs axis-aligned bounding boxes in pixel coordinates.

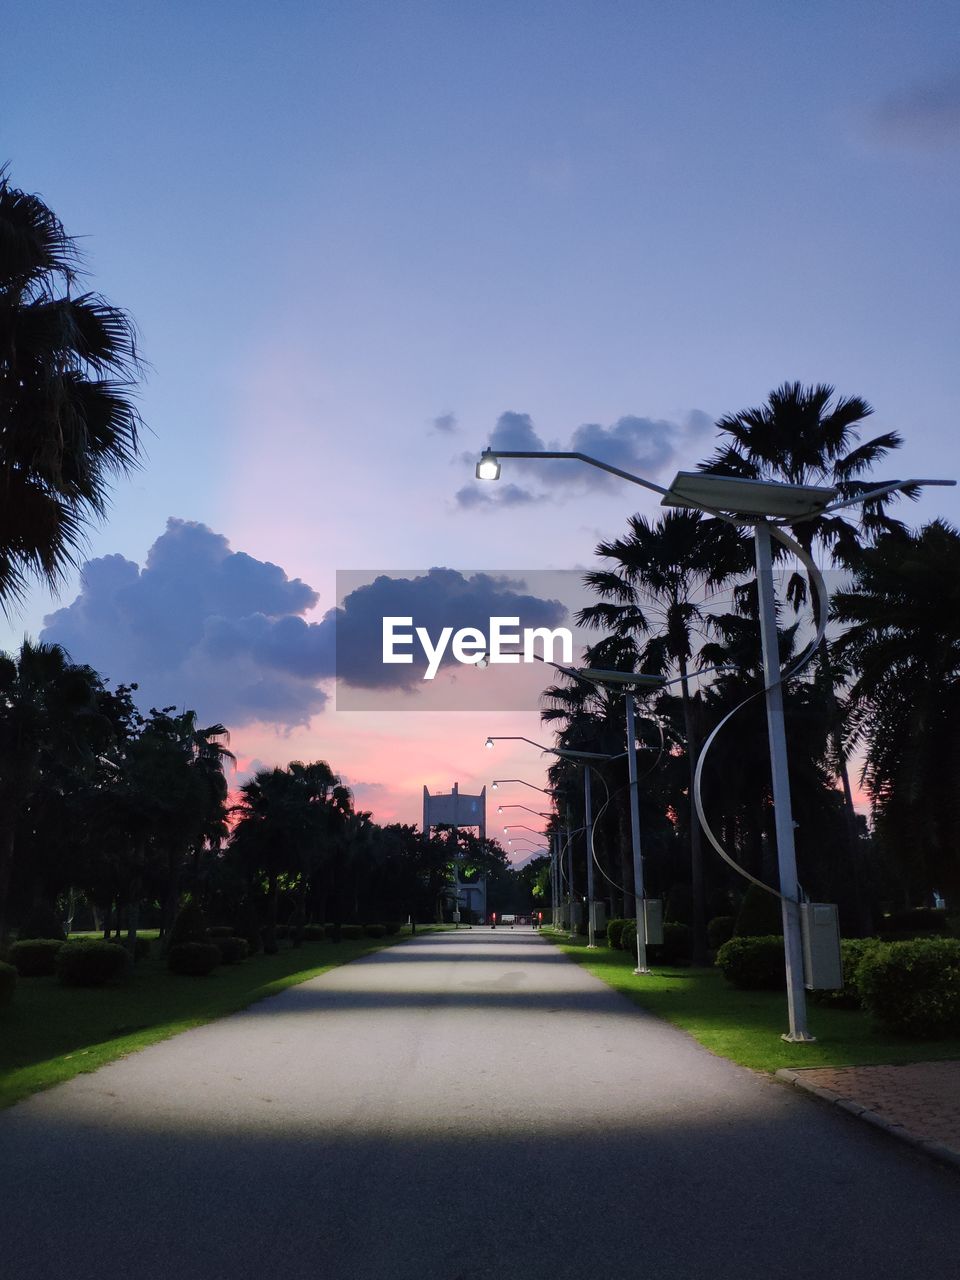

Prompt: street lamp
[491,778,552,794]
[478,442,954,1040]
[484,734,612,761]
[498,804,552,818]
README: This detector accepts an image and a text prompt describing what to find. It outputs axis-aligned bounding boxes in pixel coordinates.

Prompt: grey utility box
[591,901,608,934]
[800,902,843,990]
[642,898,664,946]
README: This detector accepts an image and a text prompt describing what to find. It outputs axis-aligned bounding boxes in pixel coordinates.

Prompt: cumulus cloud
[430,411,458,434]
[41,524,572,720]
[456,408,713,509]
[868,73,960,150]
[331,568,567,690]
[42,518,332,730]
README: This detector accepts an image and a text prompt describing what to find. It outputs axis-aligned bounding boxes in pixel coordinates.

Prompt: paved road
[3,929,960,1279]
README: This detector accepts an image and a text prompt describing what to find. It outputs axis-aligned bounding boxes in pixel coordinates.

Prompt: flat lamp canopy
[662,471,837,519]
[579,668,665,688]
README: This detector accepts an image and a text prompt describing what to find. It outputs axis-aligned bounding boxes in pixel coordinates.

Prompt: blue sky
[2,0,958,823]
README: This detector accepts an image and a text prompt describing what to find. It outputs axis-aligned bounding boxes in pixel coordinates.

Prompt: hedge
[168,942,221,976]
[0,961,16,1007]
[858,938,960,1037]
[57,940,129,987]
[8,938,63,977]
[302,924,326,942]
[363,924,386,938]
[715,935,785,990]
[339,924,363,940]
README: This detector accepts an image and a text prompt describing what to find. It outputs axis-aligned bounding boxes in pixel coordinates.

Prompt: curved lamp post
[477,443,955,1040]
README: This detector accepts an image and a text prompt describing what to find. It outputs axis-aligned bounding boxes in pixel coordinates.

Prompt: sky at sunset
[3,0,958,840]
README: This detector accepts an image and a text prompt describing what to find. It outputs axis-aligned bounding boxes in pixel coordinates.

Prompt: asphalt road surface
[3,928,960,1279]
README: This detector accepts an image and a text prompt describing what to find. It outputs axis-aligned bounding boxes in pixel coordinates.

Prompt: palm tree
[578,510,748,960]
[701,382,910,928]
[831,521,960,904]
[0,169,143,606]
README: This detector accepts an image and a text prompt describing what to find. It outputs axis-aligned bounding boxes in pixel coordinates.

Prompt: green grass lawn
[0,929,432,1109]
[547,932,960,1073]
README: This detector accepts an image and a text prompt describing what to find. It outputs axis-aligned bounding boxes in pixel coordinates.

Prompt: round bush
[606,918,630,950]
[363,924,386,938]
[167,942,221,976]
[9,938,63,977]
[858,938,960,1037]
[57,940,129,987]
[0,961,17,1007]
[339,924,363,941]
[707,916,736,951]
[715,935,785,990]
[213,935,249,964]
[208,926,236,938]
[302,924,326,942]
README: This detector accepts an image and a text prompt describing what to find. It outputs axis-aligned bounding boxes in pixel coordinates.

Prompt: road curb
[775,1068,960,1174]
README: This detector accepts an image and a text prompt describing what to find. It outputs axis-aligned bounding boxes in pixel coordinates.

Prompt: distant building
[422,783,487,921]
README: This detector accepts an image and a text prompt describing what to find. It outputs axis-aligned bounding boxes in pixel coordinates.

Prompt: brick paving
[786,1060,960,1154]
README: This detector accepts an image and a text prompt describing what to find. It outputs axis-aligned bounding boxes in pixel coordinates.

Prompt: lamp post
[477,444,955,1040]
[498,804,552,818]
[491,779,552,795]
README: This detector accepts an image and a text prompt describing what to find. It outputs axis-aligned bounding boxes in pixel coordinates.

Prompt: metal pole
[565,823,575,935]
[754,522,813,1042]
[551,835,559,928]
[625,693,648,973]
[584,766,596,947]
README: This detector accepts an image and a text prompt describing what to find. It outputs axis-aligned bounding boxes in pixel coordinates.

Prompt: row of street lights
[476,445,954,1042]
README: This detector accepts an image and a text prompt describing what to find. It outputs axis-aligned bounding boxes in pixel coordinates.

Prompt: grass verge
[546,932,960,1073]
[0,928,437,1109]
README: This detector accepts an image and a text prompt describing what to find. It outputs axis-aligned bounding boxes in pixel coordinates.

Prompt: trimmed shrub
[858,938,960,1037]
[0,961,16,1007]
[106,934,150,960]
[9,938,63,977]
[57,940,129,987]
[733,885,783,938]
[877,907,950,939]
[339,924,363,940]
[715,935,785,990]
[208,926,236,938]
[810,938,882,1009]
[363,924,386,938]
[213,936,249,964]
[621,920,637,957]
[17,902,66,942]
[648,921,691,967]
[302,924,326,942]
[383,922,403,936]
[707,916,736,951]
[167,942,220,976]
[168,900,209,947]
[607,918,630,950]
